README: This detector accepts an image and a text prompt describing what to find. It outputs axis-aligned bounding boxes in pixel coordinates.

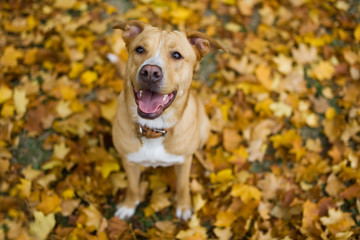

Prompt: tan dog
[112,20,223,220]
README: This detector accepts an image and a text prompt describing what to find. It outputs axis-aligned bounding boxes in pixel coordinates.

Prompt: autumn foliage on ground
[1,0,360,239]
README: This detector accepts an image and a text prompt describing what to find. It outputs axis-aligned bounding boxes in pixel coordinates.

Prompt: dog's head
[114,20,224,120]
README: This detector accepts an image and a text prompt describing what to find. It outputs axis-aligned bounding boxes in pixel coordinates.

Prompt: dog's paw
[114,201,139,220]
[176,208,192,221]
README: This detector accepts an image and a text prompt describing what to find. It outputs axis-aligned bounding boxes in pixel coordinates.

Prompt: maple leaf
[255,63,272,90]
[149,187,171,212]
[214,227,232,240]
[210,169,234,184]
[0,46,23,67]
[215,211,236,228]
[14,87,29,116]
[176,214,207,239]
[0,85,13,104]
[273,54,293,75]
[300,200,321,237]
[231,183,262,203]
[36,192,62,215]
[193,193,206,212]
[53,141,70,159]
[320,208,355,236]
[310,61,335,81]
[291,44,317,65]
[80,204,106,232]
[29,210,56,240]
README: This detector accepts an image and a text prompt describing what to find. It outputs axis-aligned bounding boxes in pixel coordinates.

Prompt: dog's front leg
[115,159,141,219]
[174,155,193,220]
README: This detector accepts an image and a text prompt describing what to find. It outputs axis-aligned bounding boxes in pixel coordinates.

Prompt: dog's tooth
[163,94,168,101]
[140,90,143,98]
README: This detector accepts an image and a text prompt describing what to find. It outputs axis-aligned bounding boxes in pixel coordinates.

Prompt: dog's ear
[113,20,147,45]
[187,31,225,59]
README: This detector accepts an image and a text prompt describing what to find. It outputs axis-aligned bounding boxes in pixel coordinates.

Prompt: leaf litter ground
[0,0,360,239]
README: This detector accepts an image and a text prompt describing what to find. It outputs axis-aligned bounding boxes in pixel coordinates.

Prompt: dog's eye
[135,46,145,54]
[171,51,183,60]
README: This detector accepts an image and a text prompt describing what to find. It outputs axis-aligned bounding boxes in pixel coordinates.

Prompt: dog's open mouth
[134,88,177,119]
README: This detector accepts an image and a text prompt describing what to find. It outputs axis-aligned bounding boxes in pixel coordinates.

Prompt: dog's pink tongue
[138,90,165,113]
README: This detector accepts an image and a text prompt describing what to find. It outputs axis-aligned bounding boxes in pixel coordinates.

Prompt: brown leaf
[340,184,360,200]
[107,217,132,240]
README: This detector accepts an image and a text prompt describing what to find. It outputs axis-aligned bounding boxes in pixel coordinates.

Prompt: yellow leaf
[27,15,37,31]
[305,113,319,127]
[271,129,299,148]
[110,172,127,195]
[325,107,336,120]
[56,100,72,118]
[16,178,31,198]
[69,62,85,79]
[176,214,207,239]
[150,187,171,212]
[62,188,75,199]
[60,85,77,100]
[255,63,272,90]
[210,168,234,184]
[53,141,70,159]
[223,128,242,152]
[215,211,236,227]
[70,99,85,113]
[1,103,15,118]
[214,227,233,240]
[0,46,23,67]
[193,194,206,212]
[225,22,242,32]
[311,61,334,81]
[54,0,77,9]
[270,101,292,118]
[100,161,120,179]
[320,208,355,235]
[82,205,104,232]
[100,99,117,123]
[231,184,262,203]
[273,54,293,74]
[29,210,56,240]
[301,200,320,236]
[0,159,10,175]
[170,7,192,24]
[61,199,80,217]
[81,70,98,85]
[22,165,42,181]
[0,85,13,104]
[14,87,29,116]
[36,192,62,215]
[291,43,317,65]
[354,24,360,42]
[42,60,54,70]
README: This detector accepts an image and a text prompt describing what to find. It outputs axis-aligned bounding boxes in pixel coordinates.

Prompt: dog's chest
[127,137,184,167]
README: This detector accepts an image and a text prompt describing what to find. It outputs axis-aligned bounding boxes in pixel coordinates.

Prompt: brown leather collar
[136,124,168,138]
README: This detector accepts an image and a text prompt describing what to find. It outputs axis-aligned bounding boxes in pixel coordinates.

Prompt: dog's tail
[106,53,126,79]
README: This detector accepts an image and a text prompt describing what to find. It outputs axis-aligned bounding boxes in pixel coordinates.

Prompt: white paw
[176,208,192,221]
[114,201,139,220]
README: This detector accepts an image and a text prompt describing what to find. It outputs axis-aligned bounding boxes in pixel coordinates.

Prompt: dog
[111,20,224,220]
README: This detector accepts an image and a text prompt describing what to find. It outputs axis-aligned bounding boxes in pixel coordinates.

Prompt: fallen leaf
[214,227,232,240]
[0,46,23,67]
[14,87,29,116]
[320,208,355,235]
[231,183,262,203]
[29,210,56,240]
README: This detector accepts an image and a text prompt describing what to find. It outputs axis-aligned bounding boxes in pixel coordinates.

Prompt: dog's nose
[139,65,163,84]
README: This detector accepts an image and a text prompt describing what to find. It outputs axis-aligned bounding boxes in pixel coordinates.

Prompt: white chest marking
[127,137,184,167]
